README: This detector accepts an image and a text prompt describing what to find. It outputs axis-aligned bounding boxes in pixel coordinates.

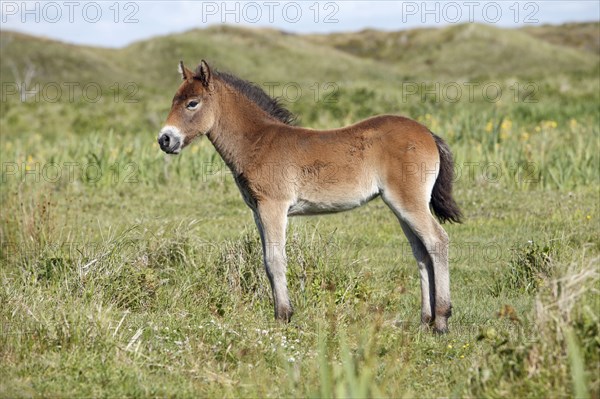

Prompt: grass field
[1,23,599,397]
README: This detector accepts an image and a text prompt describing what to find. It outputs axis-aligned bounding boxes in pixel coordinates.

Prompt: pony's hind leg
[383,193,452,333]
[398,221,435,327]
[253,202,293,322]
[417,215,451,333]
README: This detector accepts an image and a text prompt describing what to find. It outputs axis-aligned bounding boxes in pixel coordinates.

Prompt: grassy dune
[1,23,599,397]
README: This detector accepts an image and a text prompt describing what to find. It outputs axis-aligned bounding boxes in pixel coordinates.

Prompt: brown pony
[158,60,462,333]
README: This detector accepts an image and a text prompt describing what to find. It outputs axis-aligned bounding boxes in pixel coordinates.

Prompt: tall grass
[1,23,598,398]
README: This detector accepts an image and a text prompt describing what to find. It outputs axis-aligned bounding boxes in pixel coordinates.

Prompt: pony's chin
[161,144,181,155]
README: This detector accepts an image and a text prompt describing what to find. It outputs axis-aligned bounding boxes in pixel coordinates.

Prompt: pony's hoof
[421,314,434,326]
[433,318,449,334]
[433,326,449,335]
[275,305,294,322]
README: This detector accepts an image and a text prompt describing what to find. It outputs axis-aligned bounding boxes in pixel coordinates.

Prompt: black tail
[430,133,463,224]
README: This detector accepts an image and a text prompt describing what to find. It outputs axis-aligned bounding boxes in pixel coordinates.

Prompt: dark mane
[215,71,297,125]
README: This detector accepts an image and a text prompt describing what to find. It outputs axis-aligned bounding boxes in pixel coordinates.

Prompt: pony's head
[158,60,217,154]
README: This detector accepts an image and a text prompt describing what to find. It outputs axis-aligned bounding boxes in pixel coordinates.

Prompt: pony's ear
[195,60,212,88]
[178,61,194,81]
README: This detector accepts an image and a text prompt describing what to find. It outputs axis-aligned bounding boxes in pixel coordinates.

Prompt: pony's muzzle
[158,128,182,154]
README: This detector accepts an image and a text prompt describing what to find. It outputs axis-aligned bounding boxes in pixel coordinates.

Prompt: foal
[158,61,462,333]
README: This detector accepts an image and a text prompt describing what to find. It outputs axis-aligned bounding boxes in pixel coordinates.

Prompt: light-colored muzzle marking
[158,125,185,154]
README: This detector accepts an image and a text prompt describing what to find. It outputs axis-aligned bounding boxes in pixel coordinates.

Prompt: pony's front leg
[253,202,293,322]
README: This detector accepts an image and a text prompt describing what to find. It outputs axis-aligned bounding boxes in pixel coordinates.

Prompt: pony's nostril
[158,130,181,154]
[159,134,171,149]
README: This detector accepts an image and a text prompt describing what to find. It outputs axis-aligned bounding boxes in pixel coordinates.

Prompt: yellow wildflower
[501,119,512,131]
[485,121,494,133]
[569,119,578,129]
[25,155,35,171]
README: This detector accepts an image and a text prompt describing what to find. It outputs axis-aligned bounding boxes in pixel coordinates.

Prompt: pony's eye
[186,100,199,109]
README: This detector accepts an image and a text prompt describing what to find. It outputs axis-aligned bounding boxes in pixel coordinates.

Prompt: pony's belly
[288,191,380,216]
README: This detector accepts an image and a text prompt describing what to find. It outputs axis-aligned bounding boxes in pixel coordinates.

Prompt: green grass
[1,23,599,397]
[305,23,599,79]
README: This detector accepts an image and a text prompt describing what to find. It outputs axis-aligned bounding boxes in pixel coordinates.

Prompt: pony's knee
[431,224,449,250]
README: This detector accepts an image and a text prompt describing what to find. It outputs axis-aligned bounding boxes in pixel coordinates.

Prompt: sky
[1,1,599,48]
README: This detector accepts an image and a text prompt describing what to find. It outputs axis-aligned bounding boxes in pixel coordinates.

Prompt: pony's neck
[206,80,278,175]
